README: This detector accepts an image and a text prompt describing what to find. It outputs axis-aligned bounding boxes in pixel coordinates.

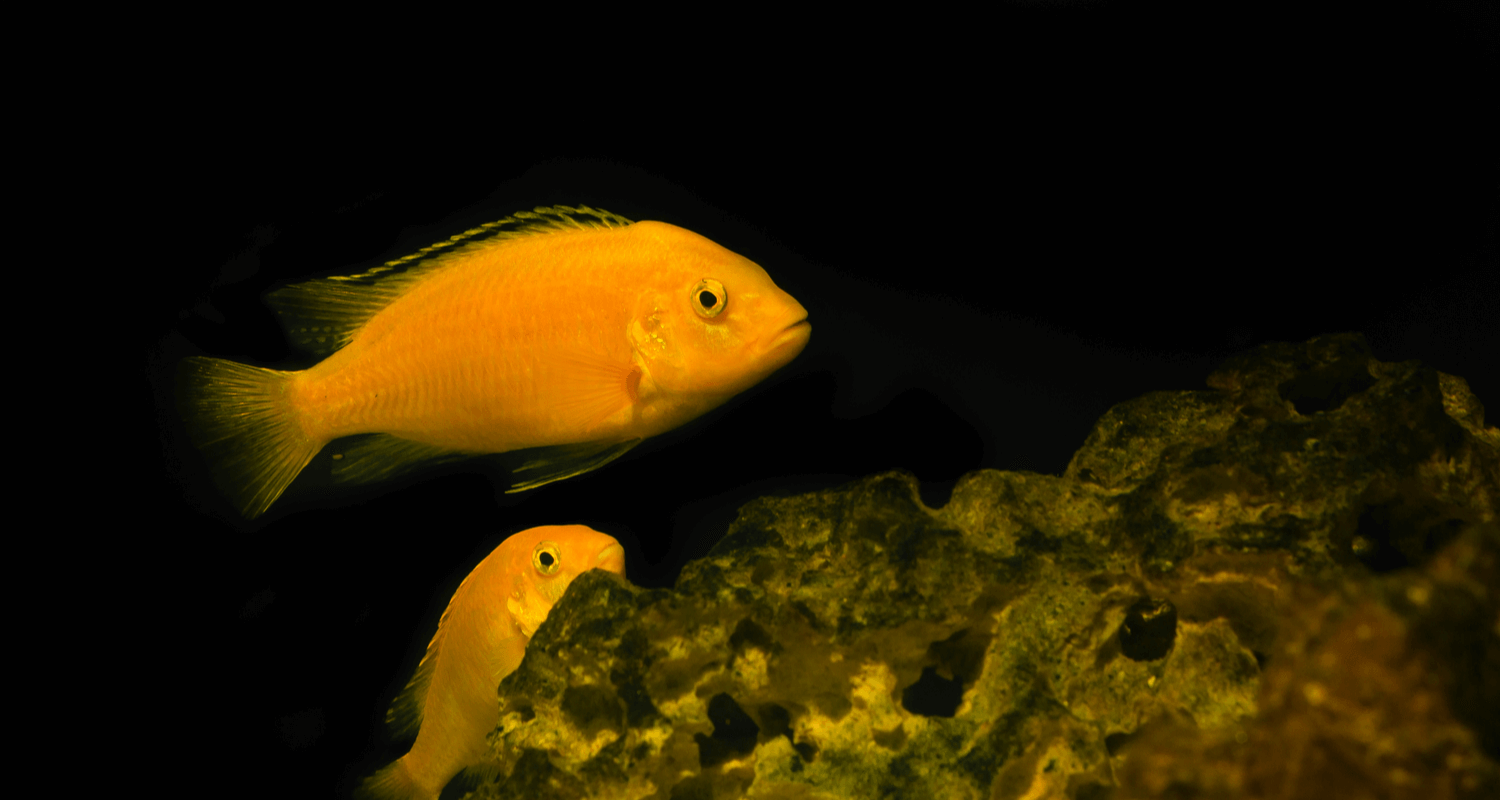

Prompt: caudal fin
[177,357,322,518]
[358,758,436,800]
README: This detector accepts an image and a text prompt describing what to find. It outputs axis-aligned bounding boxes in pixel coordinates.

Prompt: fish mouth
[768,317,812,354]
[595,543,627,576]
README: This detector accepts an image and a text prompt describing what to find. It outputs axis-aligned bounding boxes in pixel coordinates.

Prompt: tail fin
[358,757,435,800]
[177,357,322,518]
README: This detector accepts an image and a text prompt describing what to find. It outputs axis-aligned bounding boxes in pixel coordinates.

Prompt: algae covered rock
[467,333,1498,799]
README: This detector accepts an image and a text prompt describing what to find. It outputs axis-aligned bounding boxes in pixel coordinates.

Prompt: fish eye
[691,278,727,318]
[532,541,561,576]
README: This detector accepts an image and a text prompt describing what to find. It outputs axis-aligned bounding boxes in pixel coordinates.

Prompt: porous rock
[469,333,1498,799]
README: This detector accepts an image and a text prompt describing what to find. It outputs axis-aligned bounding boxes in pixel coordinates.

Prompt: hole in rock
[757,703,791,741]
[1120,597,1177,661]
[928,627,988,684]
[901,666,964,717]
[729,618,774,653]
[1277,359,1376,415]
[1105,730,1137,756]
[1350,498,1466,573]
[694,693,759,768]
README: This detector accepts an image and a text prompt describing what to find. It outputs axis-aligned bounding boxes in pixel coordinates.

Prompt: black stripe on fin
[267,206,634,357]
[504,438,642,493]
[330,434,471,485]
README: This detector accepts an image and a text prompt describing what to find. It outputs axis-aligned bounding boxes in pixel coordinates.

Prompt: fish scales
[179,206,810,517]
[297,243,639,448]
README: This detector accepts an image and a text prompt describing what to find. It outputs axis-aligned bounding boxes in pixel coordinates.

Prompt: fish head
[627,221,811,405]
[505,524,626,639]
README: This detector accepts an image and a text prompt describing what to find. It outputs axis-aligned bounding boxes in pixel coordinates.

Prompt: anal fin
[503,439,642,493]
[331,434,471,485]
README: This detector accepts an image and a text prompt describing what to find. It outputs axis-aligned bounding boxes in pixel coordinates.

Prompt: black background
[143,4,1494,797]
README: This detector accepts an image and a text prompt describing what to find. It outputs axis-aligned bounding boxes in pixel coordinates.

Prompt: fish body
[360,524,628,800]
[179,206,811,517]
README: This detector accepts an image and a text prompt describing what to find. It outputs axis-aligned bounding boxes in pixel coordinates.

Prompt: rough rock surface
[464,333,1499,799]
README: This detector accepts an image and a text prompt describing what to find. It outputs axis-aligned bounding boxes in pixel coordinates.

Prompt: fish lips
[594,543,627,576]
[768,317,812,357]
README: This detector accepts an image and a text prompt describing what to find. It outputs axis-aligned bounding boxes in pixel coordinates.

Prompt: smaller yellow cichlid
[179,206,811,517]
[361,524,627,800]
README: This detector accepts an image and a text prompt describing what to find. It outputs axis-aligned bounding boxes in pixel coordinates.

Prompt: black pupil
[539,552,555,567]
[699,290,718,309]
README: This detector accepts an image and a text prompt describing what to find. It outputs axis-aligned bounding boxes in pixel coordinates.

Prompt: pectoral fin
[504,438,642,493]
[548,348,642,434]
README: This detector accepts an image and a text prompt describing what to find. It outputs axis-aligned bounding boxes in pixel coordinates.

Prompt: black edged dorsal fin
[384,550,494,739]
[267,206,634,357]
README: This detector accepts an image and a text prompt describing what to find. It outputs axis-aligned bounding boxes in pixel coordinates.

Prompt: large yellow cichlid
[179,206,810,517]
[360,524,628,800]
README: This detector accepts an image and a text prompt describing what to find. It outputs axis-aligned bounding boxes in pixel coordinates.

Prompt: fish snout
[768,314,811,358]
[594,542,627,576]
[762,288,810,357]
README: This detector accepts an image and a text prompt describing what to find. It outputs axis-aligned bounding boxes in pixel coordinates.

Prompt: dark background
[143,3,1494,797]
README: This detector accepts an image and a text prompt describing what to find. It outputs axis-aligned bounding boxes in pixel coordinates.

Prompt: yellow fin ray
[332,206,635,283]
[383,551,479,742]
[383,547,523,740]
[505,439,642,493]
[266,280,411,358]
[547,346,642,434]
[356,757,426,800]
[268,206,634,358]
[176,357,322,518]
[330,435,470,485]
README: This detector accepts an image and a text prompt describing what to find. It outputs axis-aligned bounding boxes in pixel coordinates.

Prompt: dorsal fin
[385,559,490,739]
[268,205,634,357]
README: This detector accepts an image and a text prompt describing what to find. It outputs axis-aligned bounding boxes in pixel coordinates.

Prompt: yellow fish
[361,524,627,800]
[179,206,810,517]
